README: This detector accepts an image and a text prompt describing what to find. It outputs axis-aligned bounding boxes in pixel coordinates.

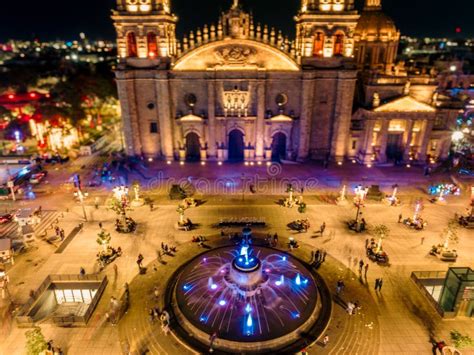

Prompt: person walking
[149,202,154,212]
[375,278,380,291]
[323,335,329,347]
[315,249,320,263]
[322,250,327,263]
[79,267,86,276]
[336,279,345,295]
[421,236,425,245]
[378,278,384,292]
[398,214,403,223]
[359,259,364,273]
[137,254,144,270]
[364,263,369,278]
[320,222,326,237]
[310,250,315,264]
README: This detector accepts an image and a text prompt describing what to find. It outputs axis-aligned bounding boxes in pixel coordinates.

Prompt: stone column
[403,119,415,161]
[155,77,174,160]
[361,119,376,164]
[116,73,142,156]
[297,77,315,161]
[418,119,434,162]
[255,80,266,160]
[330,73,357,162]
[378,119,390,163]
[207,79,217,159]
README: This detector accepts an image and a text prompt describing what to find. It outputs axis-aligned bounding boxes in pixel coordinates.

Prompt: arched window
[313,32,325,57]
[147,32,158,58]
[127,32,138,57]
[333,33,344,56]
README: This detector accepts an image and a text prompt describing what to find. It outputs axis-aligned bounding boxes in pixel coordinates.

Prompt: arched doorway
[386,133,403,164]
[228,130,244,161]
[271,132,287,162]
[127,32,138,57]
[333,33,344,56]
[185,132,201,161]
[313,32,325,57]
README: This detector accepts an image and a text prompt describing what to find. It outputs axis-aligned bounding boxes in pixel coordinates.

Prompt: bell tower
[295,0,359,59]
[112,0,178,59]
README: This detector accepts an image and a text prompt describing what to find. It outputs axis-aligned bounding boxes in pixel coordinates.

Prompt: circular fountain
[168,229,331,353]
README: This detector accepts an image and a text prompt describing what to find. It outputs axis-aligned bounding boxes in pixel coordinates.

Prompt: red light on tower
[455,27,462,34]
[30,93,36,98]
[8,94,15,100]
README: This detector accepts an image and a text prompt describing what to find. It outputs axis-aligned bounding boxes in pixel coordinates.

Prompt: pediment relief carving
[215,46,257,66]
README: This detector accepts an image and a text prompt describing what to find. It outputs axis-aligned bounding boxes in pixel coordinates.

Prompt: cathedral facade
[113,0,455,164]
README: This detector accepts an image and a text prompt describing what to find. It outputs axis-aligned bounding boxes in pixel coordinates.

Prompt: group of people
[265,233,279,247]
[54,226,66,241]
[192,235,207,247]
[310,249,327,266]
[288,238,300,250]
[160,242,176,255]
[115,217,137,233]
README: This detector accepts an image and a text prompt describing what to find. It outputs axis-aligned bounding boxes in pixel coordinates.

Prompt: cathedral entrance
[185,132,201,161]
[386,133,403,164]
[271,133,287,162]
[228,130,244,161]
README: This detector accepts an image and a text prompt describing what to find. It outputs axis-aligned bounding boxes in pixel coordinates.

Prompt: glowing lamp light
[148,51,156,58]
[266,162,271,166]
[30,93,37,98]
[282,256,287,261]
[450,65,457,72]
[250,162,255,166]
[367,164,372,168]
[337,161,342,166]
[218,300,226,306]
[8,94,14,99]
[295,274,302,286]
[452,131,464,142]
[148,158,153,162]
[218,161,223,166]
[201,161,206,166]
[167,160,172,165]
[180,161,185,166]
[257,161,262,166]
[406,164,411,168]
[210,284,218,290]
[245,162,249,166]
[352,159,356,164]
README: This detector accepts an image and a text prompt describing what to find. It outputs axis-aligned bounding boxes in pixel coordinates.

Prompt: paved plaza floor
[0,162,473,354]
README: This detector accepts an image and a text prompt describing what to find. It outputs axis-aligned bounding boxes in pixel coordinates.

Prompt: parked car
[0,213,13,224]
[29,171,48,184]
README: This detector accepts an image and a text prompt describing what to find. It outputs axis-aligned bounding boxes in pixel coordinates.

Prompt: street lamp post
[354,185,368,224]
[76,188,88,222]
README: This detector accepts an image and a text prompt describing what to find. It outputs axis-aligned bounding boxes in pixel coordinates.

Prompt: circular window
[185,93,197,108]
[147,102,155,110]
[276,93,288,107]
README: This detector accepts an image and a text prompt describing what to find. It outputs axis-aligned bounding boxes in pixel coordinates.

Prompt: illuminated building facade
[113,0,456,164]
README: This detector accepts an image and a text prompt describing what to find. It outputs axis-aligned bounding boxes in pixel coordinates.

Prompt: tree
[25,327,48,355]
[442,219,459,249]
[373,224,390,253]
[96,230,111,252]
[450,330,474,349]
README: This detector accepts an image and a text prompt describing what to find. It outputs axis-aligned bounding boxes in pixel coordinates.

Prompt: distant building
[113,0,458,165]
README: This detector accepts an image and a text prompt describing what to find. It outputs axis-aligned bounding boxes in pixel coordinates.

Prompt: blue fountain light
[295,274,301,286]
[183,284,192,291]
[245,303,252,313]
[219,300,226,306]
[291,312,300,319]
[244,314,254,336]
[275,275,285,286]
[199,315,208,323]
[210,283,218,290]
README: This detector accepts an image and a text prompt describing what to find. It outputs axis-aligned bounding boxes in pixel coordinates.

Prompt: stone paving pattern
[0,161,473,355]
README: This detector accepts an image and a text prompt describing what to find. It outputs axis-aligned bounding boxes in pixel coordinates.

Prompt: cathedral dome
[355,8,398,41]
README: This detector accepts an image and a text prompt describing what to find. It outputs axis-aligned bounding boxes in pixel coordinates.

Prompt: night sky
[0,0,471,42]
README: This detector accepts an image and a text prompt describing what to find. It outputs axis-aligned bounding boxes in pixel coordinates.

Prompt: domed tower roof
[355,0,399,41]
